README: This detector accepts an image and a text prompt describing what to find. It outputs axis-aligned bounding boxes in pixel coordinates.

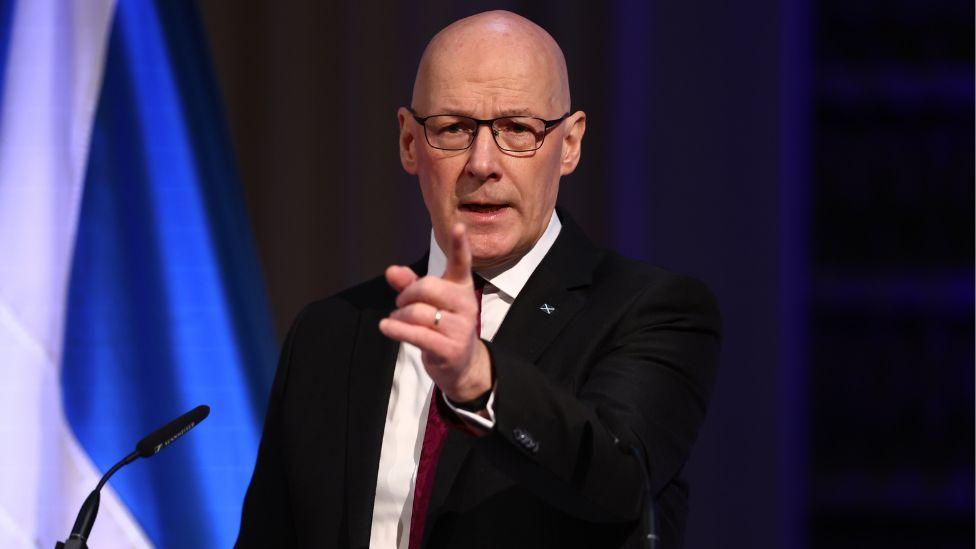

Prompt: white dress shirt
[368,211,562,549]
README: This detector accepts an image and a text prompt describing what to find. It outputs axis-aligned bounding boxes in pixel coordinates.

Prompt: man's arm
[461,273,721,522]
[235,308,305,547]
[379,224,720,523]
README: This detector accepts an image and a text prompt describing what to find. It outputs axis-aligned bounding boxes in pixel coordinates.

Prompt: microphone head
[135,405,210,458]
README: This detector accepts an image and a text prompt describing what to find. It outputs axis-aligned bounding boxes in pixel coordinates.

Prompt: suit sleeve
[472,274,721,522]
[235,307,307,547]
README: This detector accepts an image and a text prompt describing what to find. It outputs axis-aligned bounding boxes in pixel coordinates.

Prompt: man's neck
[427,210,562,301]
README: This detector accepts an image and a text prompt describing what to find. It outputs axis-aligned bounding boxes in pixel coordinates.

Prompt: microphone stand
[55,451,140,549]
[614,437,658,549]
[54,404,209,548]
[626,445,659,549]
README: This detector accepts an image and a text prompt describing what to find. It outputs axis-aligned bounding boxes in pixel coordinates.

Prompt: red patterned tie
[408,277,485,549]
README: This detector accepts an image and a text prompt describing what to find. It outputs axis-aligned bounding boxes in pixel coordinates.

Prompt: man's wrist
[444,339,493,402]
[448,388,492,412]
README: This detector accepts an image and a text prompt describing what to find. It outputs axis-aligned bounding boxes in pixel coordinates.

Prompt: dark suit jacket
[237,213,721,548]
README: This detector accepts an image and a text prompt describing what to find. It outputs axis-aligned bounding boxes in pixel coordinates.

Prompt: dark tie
[408,276,486,549]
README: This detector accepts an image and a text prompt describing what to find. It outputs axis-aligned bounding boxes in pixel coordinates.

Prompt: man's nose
[465,125,502,182]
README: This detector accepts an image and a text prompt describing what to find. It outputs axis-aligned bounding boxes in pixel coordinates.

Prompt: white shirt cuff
[442,388,496,430]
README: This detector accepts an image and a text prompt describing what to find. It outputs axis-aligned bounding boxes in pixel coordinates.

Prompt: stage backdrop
[0,0,275,547]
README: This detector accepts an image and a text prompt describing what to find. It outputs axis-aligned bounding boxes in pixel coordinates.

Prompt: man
[237,10,720,549]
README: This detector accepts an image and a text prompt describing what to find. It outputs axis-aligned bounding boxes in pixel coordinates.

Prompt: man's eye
[437,123,469,134]
[498,120,534,134]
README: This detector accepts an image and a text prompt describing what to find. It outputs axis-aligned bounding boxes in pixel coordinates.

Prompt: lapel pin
[540,303,555,315]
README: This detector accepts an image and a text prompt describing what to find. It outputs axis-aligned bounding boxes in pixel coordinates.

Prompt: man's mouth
[460,203,509,214]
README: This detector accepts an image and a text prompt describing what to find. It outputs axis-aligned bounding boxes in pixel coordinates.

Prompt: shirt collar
[427,210,562,301]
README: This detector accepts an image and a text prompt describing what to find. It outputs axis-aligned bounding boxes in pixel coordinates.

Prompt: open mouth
[460,203,508,214]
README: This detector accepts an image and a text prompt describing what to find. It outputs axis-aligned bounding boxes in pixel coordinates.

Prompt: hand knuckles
[402,302,424,317]
[406,278,434,301]
[420,276,442,291]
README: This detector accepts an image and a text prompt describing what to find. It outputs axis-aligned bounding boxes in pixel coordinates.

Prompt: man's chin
[470,243,521,271]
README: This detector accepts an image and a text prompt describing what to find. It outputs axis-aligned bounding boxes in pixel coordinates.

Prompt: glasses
[408,107,569,152]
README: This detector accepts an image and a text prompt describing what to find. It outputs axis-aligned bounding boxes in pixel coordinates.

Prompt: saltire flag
[0,0,276,547]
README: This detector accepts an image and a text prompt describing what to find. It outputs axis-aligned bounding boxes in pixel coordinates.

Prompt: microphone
[135,404,210,458]
[56,405,210,549]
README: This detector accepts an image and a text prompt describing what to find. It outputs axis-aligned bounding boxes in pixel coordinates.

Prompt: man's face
[399,33,584,270]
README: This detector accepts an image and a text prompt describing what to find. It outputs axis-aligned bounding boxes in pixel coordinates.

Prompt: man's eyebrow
[435,107,537,118]
[495,108,536,117]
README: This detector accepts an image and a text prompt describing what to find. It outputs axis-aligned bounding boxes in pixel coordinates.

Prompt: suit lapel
[491,283,586,364]
[345,257,427,549]
[425,212,601,531]
[491,212,599,363]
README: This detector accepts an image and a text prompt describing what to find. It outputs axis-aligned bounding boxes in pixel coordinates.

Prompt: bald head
[412,10,570,116]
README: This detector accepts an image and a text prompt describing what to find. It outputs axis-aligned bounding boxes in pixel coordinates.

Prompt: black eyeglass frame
[407,107,571,152]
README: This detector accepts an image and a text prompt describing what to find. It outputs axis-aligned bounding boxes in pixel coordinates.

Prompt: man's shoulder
[299,273,396,322]
[277,274,395,354]
[591,249,720,319]
[555,211,716,307]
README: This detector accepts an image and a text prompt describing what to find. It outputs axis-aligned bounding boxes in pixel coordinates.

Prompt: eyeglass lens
[423,115,546,151]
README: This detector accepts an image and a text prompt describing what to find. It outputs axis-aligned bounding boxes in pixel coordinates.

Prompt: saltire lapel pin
[540,303,555,315]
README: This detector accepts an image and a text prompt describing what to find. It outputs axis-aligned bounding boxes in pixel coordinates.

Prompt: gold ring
[433,310,442,326]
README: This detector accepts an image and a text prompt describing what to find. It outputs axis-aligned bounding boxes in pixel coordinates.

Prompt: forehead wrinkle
[432,94,548,118]
[433,106,538,118]
[423,62,563,117]
[428,78,551,117]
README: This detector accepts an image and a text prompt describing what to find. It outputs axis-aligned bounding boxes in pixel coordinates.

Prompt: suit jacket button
[512,428,538,453]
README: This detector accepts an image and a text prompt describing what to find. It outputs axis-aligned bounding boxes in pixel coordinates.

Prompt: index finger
[442,223,472,284]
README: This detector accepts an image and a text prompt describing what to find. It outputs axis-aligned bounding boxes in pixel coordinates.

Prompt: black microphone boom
[136,404,210,458]
[56,405,210,549]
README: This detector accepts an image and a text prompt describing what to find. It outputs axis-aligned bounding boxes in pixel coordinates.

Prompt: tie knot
[473,273,488,292]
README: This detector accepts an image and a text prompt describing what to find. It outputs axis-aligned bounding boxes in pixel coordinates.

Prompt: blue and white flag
[0,0,276,547]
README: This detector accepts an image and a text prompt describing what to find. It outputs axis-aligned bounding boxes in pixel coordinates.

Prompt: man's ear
[559,111,586,176]
[398,107,419,175]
